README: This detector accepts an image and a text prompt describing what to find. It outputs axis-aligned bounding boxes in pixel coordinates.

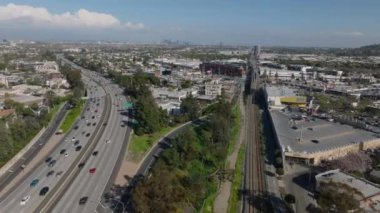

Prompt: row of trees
[131,96,235,211]
[0,100,54,167]
[59,64,85,107]
[107,71,169,135]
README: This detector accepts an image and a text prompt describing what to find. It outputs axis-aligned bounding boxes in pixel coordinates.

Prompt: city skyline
[0,0,379,47]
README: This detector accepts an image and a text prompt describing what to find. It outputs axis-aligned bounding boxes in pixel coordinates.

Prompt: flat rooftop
[266,85,297,97]
[316,169,380,199]
[270,110,379,153]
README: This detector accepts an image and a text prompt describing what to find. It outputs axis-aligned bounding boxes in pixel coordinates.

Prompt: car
[92,151,98,156]
[39,187,49,196]
[85,133,90,137]
[311,139,319,144]
[74,125,79,130]
[56,171,63,177]
[64,152,69,157]
[82,115,85,119]
[47,170,55,177]
[48,160,56,167]
[92,122,96,126]
[95,109,98,113]
[76,146,82,151]
[87,123,91,126]
[92,115,95,119]
[106,139,111,144]
[292,126,298,130]
[82,131,86,135]
[87,107,90,111]
[78,162,85,169]
[20,195,30,205]
[45,157,52,163]
[60,149,66,155]
[79,196,88,205]
[74,140,80,146]
[103,122,107,126]
[30,179,39,187]
[89,168,96,174]
[72,137,76,142]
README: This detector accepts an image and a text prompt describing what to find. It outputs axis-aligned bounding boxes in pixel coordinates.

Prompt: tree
[180,94,200,121]
[284,194,296,204]
[317,181,363,213]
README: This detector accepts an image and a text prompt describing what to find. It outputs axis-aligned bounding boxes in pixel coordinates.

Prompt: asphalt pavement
[0,73,107,212]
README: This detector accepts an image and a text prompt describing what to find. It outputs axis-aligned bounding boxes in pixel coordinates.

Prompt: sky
[0,0,379,47]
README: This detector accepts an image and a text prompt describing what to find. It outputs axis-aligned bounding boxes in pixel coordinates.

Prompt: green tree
[317,181,363,213]
[180,94,200,121]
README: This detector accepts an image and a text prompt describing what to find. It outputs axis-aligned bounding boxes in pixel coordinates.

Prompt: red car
[95,109,98,113]
[87,107,90,111]
[89,168,96,174]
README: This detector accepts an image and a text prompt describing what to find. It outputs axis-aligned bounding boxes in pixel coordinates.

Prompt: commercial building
[264,85,307,109]
[200,60,246,77]
[315,169,380,211]
[265,85,380,165]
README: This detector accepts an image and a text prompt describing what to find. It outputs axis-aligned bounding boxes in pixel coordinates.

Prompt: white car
[106,139,111,144]
[20,195,30,205]
[64,152,69,157]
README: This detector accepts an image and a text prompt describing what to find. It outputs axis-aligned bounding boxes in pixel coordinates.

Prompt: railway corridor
[243,95,266,212]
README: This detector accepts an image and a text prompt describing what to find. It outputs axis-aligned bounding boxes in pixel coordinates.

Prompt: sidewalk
[214,94,245,213]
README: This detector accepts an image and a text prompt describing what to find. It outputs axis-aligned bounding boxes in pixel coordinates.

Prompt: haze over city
[1,1,380,213]
[0,0,380,47]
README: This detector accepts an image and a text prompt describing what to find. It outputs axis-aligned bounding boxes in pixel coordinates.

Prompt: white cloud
[334,31,364,37]
[0,3,144,29]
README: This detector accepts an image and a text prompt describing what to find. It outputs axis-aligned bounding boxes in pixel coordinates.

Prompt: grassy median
[59,100,85,133]
[128,126,178,162]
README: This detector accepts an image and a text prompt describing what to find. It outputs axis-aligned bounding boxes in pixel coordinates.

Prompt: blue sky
[0,0,379,47]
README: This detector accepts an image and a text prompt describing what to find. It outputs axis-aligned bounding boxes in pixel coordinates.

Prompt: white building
[35,61,59,74]
[0,74,9,88]
[205,79,222,96]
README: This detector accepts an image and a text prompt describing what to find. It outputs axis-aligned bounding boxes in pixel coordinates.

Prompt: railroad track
[244,95,266,213]
[243,54,266,213]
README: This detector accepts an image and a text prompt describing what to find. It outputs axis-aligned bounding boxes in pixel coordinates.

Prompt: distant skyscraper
[253,45,260,59]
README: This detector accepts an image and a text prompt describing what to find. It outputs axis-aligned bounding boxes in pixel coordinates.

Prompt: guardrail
[34,93,111,212]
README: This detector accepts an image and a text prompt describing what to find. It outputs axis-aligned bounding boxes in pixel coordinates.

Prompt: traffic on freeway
[0,66,108,212]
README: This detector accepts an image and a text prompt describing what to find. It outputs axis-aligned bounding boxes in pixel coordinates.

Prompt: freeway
[41,57,131,213]
[0,74,107,212]
[0,101,68,194]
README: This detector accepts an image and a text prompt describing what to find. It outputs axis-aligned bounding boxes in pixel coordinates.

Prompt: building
[0,74,9,88]
[263,85,307,109]
[205,79,222,96]
[0,109,15,118]
[315,169,380,211]
[200,60,246,77]
[35,61,60,74]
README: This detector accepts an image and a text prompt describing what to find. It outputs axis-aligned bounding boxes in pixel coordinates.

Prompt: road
[44,57,131,213]
[0,101,68,194]
[0,73,107,212]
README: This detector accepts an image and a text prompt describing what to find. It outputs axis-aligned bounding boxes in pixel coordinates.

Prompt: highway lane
[52,79,129,212]
[0,73,107,212]
[0,101,68,193]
